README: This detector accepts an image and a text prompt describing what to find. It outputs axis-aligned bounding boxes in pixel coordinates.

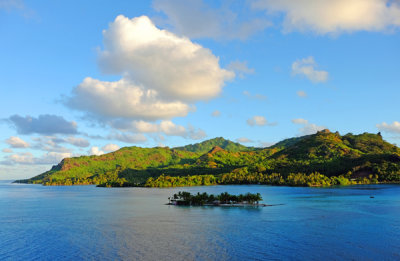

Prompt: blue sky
[1,0,400,179]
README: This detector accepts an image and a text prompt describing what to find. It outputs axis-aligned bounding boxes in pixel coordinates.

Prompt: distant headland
[15,130,400,187]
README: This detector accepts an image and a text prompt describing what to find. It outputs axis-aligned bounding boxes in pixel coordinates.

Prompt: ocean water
[0,181,399,261]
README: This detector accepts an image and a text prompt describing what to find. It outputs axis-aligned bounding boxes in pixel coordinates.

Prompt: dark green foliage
[15,130,400,187]
[170,191,262,206]
[144,174,218,187]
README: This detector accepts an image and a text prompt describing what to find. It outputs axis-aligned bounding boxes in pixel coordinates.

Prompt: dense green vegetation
[174,137,253,153]
[145,174,218,187]
[144,171,375,187]
[169,191,262,206]
[15,130,400,188]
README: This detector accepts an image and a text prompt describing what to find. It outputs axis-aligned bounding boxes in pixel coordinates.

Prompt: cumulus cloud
[119,120,186,136]
[247,116,276,126]
[153,0,271,40]
[3,152,34,164]
[65,137,90,148]
[187,124,207,140]
[88,147,104,156]
[236,137,253,143]
[5,136,29,148]
[66,15,234,122]
[292,57,329,83]
[98,15,234,101]
[291,118,309,125]
[111,120,206,140]
[212,110,221,117]
[291,118,325,135]
[376,121,400,134]
[296,90,307,97]
[102,144,120,152]
[2,148,13,153]
[243,91,267,101]
[159,121,187,136]
[7,114,78,135]
[31,136,69,153]
[227,61,255,78]
[251,0,400,34]
[3,152,72,165]
[109,133,148,144]
[67,77,190,121]
[35,152,72,164]
[247,116,267,126]
[30,136,88,153]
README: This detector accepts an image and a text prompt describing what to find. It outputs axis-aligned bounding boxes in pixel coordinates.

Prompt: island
[168,191,266,206]
[15,130,400,188]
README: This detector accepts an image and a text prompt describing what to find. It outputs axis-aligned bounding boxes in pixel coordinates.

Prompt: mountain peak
[174,137,251,154]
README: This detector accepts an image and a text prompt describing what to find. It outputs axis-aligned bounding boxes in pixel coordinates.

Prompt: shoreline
[166,202,284,207]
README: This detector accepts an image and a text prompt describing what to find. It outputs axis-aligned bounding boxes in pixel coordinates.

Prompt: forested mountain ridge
[174,137,253,153]
[16,130,400,187]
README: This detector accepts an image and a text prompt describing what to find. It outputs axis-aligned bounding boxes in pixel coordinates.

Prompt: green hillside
[174,137,252,153]
[16,130,400,187]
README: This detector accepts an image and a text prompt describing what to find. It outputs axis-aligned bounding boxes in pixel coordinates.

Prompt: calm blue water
[1,181,399,261]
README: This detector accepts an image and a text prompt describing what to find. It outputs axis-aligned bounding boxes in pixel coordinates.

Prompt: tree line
[170,191,262,206]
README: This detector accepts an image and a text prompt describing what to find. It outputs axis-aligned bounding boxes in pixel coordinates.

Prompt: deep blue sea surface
[1,181,399,260]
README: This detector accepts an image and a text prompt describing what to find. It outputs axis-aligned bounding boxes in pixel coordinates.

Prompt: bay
[1,180,399,260]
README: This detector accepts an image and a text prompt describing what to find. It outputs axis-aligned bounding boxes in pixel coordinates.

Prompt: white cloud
[88,147,104,156]
[2,148,13,153]
[227,61,255,78]
[187,124,207,140]
[296,90,307,97]
[247,116,268,126]
[212,110,221,117]
[131,120,159,133]
[6,152,34,164]
[243,91,267,101]
[65,137,90,148]
[67,15,234,122]
[291,118,309,125]
[7,114,78,135]
[102,144,120,152]
[67,77,190,121]
[236,137,253,143]
[110,119,206,140]
[292,57,329,83]
[3,152,72,165]
[5,136,29,148]
[99,15,234,101]
[109,133,148,144]
[291,118,325,135]
[31,136,62,148]
[376,121,400,133]
[299,123,326,135]
[159,121,187,136]
[30,136,82,153]
[35,152,72,164]
[153,0,271,40]
[252,0,400,34]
